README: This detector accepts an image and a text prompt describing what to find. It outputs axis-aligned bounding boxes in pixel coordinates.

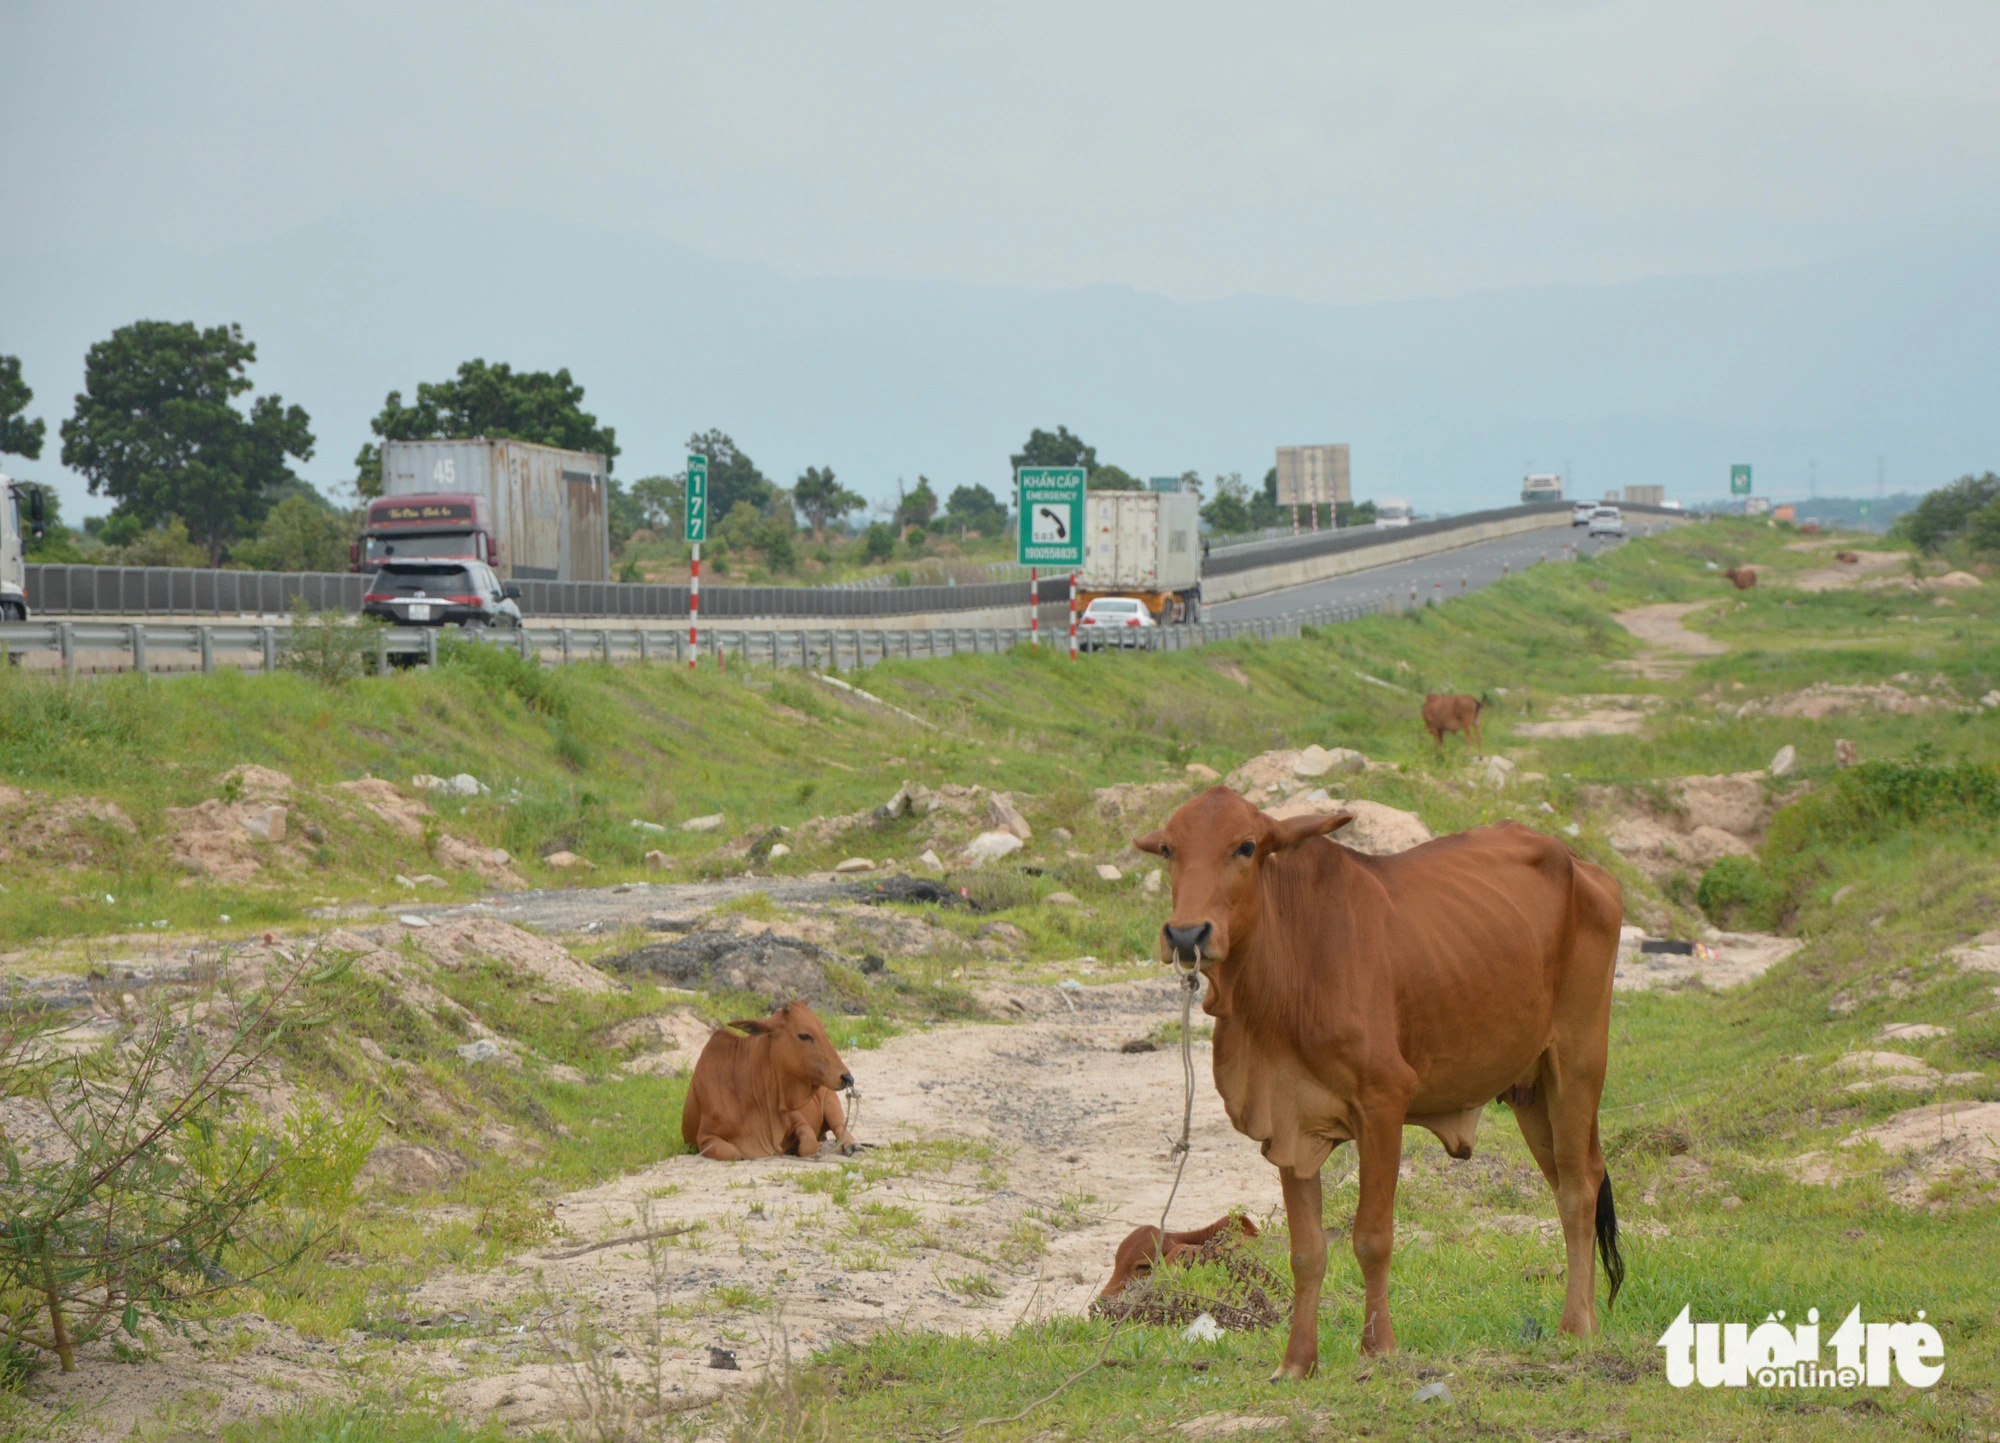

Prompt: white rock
[456,1038,508,1064]
[1044,891,1080,906]
[985,793,1033,842]
[1095,864,1122,882]
[961,830,1025,864]
[448,773,483,797]
[1769,744,1797,777]
[643,850,672,870]
[1476,755,1517,788]
[1982,690,2000,709]
[833,857,876,874]
[682,813,725,833]
[1293,745,1366,778]
[240,805,287,843]
[394,874,417,889]
[1182,1313,1224,1343]
[630,819,667,834]
[1144,869,1163,894]
[1563,823,1581,837]
[768,843,792,859]
[410,873,447,888]
[543,850,594,870]
[916,848,943,870]
[1538,802,1555,814]
[398,914,430,928]
[411,773,448,792]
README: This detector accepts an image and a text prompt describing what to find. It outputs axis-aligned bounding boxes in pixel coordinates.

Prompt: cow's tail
[1595,1172,1625,1308]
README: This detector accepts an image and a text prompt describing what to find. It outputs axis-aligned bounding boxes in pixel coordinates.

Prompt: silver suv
[363,559,523,628]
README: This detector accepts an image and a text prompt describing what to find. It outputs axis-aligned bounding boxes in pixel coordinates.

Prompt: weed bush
[278,600,385,685]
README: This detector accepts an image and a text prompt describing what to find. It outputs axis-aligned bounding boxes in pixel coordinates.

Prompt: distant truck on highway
[1521,474,1563,504]
[1076,488,1203,624]
[2,474,48,622]
[1374,497,1414,529]
[354,438,611,582]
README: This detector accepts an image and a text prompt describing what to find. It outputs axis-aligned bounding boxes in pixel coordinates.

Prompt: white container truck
[1076,489,1203,623]
[2,474,47,622]
[375,439,611,582]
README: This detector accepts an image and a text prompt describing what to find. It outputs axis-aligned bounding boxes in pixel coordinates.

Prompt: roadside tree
[794,465,863,541]
[60,321,314,565]
[1,353,46,459]
[354,360,619,495]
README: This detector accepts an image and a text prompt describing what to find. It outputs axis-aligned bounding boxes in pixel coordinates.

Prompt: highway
[1208,515,1683,623]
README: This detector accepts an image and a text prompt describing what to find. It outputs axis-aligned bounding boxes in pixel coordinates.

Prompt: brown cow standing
[681,1000,858,1160]
[1724,566,1757,590]
[1421,692,1484,755]
[1098,1214,1259,1300]
[1136,789,1624,1380]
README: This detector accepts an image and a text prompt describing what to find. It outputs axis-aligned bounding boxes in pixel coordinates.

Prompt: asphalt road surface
[1208,516,1684,623]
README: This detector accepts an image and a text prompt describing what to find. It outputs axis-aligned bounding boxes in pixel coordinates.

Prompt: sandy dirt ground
[1609,603,1730,679]
[413,975,1279,1433]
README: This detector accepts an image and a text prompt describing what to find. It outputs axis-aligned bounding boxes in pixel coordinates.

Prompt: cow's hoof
[839,1141,871,1156]
[1268,1361,1316,1383]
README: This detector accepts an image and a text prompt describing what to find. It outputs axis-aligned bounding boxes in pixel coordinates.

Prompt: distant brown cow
[681,1000,857,1160]
[1137,789,1624,1379]
[1834,550,1859,564]
[1098,1214,1259,1300]
[1723,566,1757,590]
[1421,693,1483,754]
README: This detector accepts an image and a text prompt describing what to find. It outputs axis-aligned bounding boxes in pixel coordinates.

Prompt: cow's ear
[1132,829,1168,855]
[1266,811,1352,853]
[727,1017,773,1036]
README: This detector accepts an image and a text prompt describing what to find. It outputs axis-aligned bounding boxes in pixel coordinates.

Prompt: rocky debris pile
[1093,781,1192,826]
[798,779,994,848]
[1590,771,1796,884]
[604,929,837,1000]
[604,1010,717,1075]
[407,916,619,994]
[166,765,306,884]
[1224,747,1375,806]
[1794,1100,2000,1206]
[412,772,487,797]
[0,784,136,870]
[1727,681,1964,720]
[1262,792,1434,856]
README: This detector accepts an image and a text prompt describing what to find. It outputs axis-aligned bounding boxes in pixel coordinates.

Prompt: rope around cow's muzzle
[1159,946,1203,1232]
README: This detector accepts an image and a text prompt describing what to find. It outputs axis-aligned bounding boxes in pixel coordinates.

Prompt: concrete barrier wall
[1203,509,1575,603]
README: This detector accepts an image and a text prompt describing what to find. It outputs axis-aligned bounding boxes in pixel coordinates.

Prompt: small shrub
[278,599,385,685]
[434,629,570,718]
[1695,854,1787,931]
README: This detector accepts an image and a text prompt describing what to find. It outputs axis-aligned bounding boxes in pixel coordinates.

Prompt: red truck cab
[351,493,500,572]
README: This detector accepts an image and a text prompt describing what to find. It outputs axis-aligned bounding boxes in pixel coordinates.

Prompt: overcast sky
[6,0,1999,304]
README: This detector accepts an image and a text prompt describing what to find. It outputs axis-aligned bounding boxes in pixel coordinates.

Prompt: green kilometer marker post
[686,455,708,669]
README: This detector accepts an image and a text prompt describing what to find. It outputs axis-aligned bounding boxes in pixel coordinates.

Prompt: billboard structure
[1274,444,1350,532]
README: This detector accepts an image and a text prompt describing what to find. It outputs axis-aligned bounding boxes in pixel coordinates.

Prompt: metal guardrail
[0,593,1409,678]
[23,501,1661,621]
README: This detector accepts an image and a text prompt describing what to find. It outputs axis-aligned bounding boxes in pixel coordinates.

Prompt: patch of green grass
[217,1402,516,1443]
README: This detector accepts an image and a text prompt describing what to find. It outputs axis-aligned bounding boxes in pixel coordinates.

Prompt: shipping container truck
[1075,488,1203,623]
[1521,473,1563,504]
[1,474,47,622]
[362,439,610,582]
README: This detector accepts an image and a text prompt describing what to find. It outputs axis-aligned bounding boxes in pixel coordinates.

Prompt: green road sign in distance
[1017,466,1086,567]
[1730,464,1752,496]
[685,455,709,543]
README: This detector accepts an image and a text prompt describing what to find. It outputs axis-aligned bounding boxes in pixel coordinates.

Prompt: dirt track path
[1611,602,1729,679]
[415,978,1284,1431]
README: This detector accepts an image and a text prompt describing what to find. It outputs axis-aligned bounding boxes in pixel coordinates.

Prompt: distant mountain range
[4,206,1996,520]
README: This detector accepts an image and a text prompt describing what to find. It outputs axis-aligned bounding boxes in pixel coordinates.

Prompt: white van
[1374,498,1413,529]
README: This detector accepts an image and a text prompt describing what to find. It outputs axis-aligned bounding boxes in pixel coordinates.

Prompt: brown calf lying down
[1834,551,1859,563]
[1098,1214,1259,1300]
[1724,565,1757,590]
[1138,789,1624,1380]
[1421,692,1483,754]
[681,1000,857,1160]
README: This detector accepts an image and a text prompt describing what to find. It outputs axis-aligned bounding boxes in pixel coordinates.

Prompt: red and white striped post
[1291,505,1300,535]
[1068,571,1079,661]
[1029,566,1039,647]
[688,542,700,669]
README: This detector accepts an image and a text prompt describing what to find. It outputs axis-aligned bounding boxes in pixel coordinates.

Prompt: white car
[1587,506,1625,538]
[1077,596,1156,649]
[1572,502,1595,527]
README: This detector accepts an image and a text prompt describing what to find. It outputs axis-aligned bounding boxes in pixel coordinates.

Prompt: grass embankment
[7,519,2000,1440]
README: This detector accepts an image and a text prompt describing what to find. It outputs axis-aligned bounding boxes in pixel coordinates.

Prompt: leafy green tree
[232,493,355,572]
[1,354,46,460]
[1090,464,1141,492]
[1200,473,1253,534]
[686,430,773,520]
[355,359,619,496]
[104,516,210,567]
[604,477,647,551]
[862,521,896,563]
[1896,473,2000,553]
[60,321,314,565]
[896,476,939,531]
[793,465,863,540]
[1250,468,1284,529]
[627,475,683,534]
[1336,499,1377,527]
[1010,426,1098,478]
[944,484,1007,537]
